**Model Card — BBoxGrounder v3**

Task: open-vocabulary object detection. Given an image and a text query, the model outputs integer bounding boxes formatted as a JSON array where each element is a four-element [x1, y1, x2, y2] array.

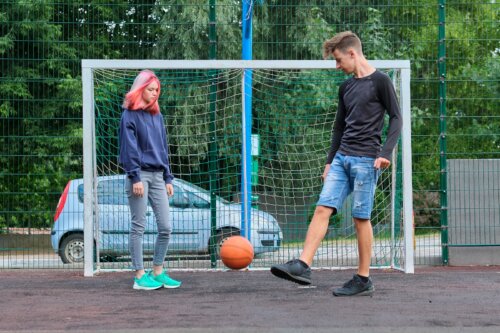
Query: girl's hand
[[133, 182, 144, 197], [166, 183, 174, 197]]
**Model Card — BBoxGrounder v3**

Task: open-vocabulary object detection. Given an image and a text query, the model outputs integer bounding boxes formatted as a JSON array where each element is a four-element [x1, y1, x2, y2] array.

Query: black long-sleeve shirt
[[326, 70, 402, 164]]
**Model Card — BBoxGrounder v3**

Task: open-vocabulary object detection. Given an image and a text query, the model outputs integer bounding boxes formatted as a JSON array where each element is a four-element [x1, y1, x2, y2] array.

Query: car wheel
[[60, 233, 84, 264], [210, 228, 240, 258]]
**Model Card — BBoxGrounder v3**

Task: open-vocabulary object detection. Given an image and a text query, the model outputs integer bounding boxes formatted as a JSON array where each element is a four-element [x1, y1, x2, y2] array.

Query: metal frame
[[82, 60, 413, 276], [83, 59, 409, 70]]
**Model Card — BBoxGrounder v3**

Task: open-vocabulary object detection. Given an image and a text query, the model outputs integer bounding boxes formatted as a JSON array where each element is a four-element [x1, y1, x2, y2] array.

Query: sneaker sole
[[163, 284, 181, 289], [133, 285, 163, 290], [332, 286, 375, 297], [270, 266, 311, 285]]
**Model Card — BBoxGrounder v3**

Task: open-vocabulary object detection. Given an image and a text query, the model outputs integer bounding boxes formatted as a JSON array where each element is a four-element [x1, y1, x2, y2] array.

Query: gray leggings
[[126, 171, 171, 270]]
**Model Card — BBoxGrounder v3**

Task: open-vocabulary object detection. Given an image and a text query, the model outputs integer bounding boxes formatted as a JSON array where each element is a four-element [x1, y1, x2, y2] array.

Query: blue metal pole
[[241, 0, 253, 239]]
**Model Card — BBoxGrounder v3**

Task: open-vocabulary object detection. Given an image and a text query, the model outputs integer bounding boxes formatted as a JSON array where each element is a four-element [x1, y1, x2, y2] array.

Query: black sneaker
[[270, 259, 312, 285], [332, 274, 374, 296]]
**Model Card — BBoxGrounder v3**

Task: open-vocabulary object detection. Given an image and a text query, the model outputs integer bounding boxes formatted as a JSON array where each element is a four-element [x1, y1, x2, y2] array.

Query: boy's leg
[[302, 153, 349, 265], [331, 219, 375, 296], [269, 207, 333, 285], [332, 155, 379, 296], [270, 153, 349, 285], [299, 206, 335, 266], [347, 154, 379, 277], [354, 217, 373, 277]]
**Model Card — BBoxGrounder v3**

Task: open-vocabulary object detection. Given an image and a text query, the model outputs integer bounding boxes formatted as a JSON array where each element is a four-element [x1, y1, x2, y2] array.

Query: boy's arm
[[326, 85, 347, 164], [378, 75, 403, 160]]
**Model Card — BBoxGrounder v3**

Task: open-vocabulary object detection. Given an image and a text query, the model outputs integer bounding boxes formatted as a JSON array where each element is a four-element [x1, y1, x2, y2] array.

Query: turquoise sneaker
[[152, 270, 182, 289], [133, 272, 163, 290]]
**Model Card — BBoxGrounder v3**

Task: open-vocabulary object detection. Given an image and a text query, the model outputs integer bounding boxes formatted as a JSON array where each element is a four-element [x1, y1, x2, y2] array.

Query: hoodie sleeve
[[119, 111, 141, 184]]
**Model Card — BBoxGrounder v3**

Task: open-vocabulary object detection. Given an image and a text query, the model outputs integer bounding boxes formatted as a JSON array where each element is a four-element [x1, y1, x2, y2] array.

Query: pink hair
[[122, 69, 161, 114]]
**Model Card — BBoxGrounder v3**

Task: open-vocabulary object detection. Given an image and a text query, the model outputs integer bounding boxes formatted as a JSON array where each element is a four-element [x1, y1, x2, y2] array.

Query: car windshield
[[177, 180, 230, 204], [77, 179, 128, 205], [76, 177, 232, 206]]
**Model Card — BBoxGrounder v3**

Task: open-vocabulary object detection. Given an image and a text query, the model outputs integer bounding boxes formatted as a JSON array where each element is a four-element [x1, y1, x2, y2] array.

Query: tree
[[0, 1, 82, 229], [1, 1, 497, 230]]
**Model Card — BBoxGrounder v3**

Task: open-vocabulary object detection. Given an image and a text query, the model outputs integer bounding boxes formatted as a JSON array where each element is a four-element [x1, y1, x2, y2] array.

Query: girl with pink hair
[[122, 69, 161, 114], [119, 70, 181, 290]]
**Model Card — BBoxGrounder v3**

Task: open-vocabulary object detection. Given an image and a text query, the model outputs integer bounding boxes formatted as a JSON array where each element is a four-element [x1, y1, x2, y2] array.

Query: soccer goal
[[81, 60, 413, 277]]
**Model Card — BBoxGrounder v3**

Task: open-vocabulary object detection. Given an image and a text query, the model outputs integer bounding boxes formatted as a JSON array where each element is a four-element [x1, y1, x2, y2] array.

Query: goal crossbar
[[82, 59, 410, 70]]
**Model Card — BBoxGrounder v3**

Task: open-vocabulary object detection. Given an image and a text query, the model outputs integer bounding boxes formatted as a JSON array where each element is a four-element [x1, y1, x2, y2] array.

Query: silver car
[[51, 175, 282, 263]]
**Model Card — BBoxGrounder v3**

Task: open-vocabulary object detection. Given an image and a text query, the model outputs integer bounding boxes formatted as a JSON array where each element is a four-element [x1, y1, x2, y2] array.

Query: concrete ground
[[1, 266, 499, 333]]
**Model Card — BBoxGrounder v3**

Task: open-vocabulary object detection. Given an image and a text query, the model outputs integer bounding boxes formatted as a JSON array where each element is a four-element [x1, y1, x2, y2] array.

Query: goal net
[[81, 60, 413, 276]]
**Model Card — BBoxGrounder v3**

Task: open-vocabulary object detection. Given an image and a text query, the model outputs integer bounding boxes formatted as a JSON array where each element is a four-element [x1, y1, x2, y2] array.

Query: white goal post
[[82, 60, 413, 277]]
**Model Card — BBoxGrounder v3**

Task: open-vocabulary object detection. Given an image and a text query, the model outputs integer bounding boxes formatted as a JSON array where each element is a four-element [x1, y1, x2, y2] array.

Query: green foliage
[[0, 1, 82, 229], [153, 1, 241, 60], [255, 70, 340, 194], [0, 1, 498, 232], [359, 8, 394, 59], [0, 34, 14, 54]]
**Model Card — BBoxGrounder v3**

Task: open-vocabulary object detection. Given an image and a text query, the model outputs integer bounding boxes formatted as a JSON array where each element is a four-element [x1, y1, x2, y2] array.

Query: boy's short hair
[[322, 31, 362, 59]]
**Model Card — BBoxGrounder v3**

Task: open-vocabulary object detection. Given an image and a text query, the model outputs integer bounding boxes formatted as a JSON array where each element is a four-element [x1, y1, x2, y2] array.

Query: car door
[[168, 184, 209, 253], [96, 178, 130, 255], [97, 177, 157, 255]]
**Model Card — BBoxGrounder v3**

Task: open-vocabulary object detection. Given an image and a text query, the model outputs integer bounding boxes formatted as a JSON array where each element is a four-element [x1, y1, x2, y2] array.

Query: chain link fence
[[1, 1, 498, 270]]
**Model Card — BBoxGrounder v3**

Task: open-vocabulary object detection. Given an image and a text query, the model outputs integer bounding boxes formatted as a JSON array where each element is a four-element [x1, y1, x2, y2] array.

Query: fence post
[[438, 0, 449, 265]]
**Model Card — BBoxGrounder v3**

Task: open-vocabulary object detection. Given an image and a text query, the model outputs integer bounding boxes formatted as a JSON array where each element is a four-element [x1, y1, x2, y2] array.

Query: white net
[[81, 61, 412, 274]]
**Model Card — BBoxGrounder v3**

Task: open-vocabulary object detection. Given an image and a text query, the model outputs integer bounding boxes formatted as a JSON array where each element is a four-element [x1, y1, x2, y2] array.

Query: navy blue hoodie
[[119, 108, 173, 184]]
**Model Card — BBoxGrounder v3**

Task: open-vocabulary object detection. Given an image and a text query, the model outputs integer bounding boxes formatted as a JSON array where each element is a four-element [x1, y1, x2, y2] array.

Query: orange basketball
[[220, 236, 254, 270]]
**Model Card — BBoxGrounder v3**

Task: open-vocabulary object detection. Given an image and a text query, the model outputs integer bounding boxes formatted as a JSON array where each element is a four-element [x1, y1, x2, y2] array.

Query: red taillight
[[54, 181, 71, 222]]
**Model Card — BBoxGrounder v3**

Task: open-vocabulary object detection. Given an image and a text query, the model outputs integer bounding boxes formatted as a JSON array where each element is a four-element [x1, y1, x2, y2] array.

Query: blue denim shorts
[[317, 153, 381, 220]]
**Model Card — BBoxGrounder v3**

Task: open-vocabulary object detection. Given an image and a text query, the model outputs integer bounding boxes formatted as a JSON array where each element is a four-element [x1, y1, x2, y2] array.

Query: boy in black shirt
[[271, 31, 402, 296]]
